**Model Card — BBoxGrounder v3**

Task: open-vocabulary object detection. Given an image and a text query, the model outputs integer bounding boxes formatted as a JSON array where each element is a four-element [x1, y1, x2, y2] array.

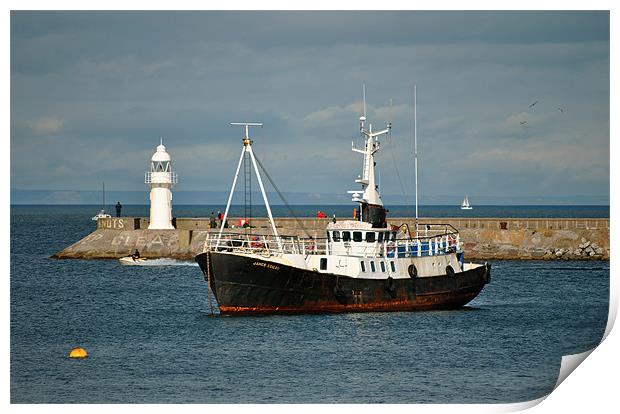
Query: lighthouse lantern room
[[145, 139, 178, 229]]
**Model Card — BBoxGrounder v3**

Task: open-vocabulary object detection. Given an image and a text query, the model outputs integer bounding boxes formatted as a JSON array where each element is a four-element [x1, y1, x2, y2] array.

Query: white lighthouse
[[145, 139, 178, 229]]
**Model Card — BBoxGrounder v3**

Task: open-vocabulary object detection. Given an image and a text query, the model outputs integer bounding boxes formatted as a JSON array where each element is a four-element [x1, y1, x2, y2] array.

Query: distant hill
[[10, 188, 609, 205]]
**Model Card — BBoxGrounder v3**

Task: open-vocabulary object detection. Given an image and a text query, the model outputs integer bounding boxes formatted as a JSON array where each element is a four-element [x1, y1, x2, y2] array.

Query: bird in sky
[[529, 101, 538, 108], [520, 121, 527, 125], [557, 107, 565, 113]]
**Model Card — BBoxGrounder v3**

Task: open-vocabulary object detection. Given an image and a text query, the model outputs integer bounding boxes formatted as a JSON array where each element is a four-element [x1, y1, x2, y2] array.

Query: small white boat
[[461, 195, 473, 210], [92, 182, 112, 220], [92, 209, 112, 221], [118, 256, 148, 265]]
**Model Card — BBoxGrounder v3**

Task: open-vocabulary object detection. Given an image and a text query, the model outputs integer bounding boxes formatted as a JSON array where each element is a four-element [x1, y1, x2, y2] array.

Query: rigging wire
[[253, 152, 312, 239], [383, 100, 414, 217]]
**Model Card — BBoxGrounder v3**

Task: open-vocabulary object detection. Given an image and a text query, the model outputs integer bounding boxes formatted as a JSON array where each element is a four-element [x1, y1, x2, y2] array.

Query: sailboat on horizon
[[92, 182, 112, 221], [460, 195, 473, 210]]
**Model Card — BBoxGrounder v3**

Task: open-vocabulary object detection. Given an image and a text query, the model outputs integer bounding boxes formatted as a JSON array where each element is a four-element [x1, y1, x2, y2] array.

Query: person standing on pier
[[209, 212, 216, 229], [115, 201, 122, 217]]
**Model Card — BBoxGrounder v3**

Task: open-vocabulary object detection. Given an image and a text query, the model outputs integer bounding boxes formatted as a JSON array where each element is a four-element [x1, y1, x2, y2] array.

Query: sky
[[10, 11, 610, 204]]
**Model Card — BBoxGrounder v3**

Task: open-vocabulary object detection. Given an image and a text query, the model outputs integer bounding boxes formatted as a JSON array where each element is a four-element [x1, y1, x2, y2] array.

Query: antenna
[[230, 122, 263, 142], [414, 85, 419, 232], [360, 84, 367, 129], [363, 84, 367, 119]]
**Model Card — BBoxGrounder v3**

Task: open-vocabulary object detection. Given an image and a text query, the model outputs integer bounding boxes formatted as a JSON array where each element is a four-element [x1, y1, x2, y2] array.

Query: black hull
[[195, 252, 490, 315]]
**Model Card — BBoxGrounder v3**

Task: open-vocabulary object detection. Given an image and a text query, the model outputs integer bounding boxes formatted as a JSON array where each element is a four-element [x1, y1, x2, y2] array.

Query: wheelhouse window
[[380, 261, 386, 272], [390, 261, 396, 272], [320, 258, 327, 270], [391, 231, 397, 241], [365, 232, 376, 242], [342, 231, 351, 242], [332, 231, 341, 242], [378, 232, 384, 242], [353, 231, 362, 242], [360, 261, 366, 272], [370, 261, 376, 272]]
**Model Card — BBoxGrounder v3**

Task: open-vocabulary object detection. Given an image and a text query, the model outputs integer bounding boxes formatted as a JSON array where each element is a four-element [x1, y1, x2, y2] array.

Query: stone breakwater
[[457, 228, 609, 260], [53, 216, 609, 261]]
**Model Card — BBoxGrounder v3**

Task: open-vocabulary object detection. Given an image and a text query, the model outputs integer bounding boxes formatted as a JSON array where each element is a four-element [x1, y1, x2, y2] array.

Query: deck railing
[[203, 223, 461, 259]]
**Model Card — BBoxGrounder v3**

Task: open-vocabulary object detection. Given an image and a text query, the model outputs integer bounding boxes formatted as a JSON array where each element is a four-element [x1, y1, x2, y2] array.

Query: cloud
[[304, 103, 357, 123], [9, 11, 609, 203], [303, 101, 409, 127], [302, 102, 368, 125], [494, 111, 553, 137], [29, 116, 63, 134]]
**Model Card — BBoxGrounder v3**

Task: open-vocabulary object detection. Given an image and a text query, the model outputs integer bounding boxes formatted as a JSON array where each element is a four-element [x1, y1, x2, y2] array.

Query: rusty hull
[[195, 252, 490, 315]]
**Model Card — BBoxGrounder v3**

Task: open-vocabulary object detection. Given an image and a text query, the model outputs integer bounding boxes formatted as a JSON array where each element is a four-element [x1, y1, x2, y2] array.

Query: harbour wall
[[53, 216, 609, 260]]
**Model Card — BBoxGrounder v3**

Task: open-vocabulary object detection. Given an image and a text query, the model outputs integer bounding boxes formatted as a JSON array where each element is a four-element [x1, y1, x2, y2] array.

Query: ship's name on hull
[[253, 261, 280, 271]]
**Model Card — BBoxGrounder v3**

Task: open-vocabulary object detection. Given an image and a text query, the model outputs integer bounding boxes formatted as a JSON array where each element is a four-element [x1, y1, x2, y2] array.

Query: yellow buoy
[[69, 347, 88, 359]]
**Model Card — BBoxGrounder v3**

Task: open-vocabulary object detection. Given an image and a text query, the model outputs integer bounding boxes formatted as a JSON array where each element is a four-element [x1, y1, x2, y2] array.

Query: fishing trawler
[[195, 94, 490, 315]]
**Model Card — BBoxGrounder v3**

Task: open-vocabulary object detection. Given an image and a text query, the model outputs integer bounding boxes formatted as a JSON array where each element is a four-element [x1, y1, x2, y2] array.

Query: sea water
[[10, 205, 609, 403], [12, 203, 610, 219]]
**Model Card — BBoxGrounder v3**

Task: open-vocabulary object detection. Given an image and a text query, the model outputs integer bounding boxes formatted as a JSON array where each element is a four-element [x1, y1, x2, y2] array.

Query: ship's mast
[[217, 122, 281, 250], [350, 85, 391, 220], [414, 85, 419, 233]]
